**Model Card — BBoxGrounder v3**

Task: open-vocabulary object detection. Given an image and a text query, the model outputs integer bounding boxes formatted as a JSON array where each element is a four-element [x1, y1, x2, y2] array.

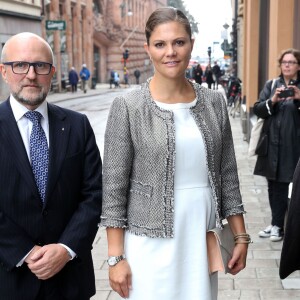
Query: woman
[[254, 48, 300, 242], [205, 63, 215, 89], [194, 63, 203, 85], [101, 7, 249, 300], [68, 66, 79, 92]]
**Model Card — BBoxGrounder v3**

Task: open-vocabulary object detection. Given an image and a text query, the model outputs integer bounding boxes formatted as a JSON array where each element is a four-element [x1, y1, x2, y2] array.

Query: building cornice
[[0, 9, 42, 21]]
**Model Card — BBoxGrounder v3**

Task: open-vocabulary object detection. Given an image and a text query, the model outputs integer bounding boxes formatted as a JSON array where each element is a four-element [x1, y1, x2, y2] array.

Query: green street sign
[[46, 20, 66, 31]]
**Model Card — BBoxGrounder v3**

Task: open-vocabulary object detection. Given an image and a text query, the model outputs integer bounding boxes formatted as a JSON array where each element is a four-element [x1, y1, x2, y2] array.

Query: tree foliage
[[167, 0, 199, 34]]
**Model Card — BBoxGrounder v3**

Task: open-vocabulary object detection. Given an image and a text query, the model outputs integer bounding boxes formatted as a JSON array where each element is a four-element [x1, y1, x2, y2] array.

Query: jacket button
[[42, 210, 48, 216]]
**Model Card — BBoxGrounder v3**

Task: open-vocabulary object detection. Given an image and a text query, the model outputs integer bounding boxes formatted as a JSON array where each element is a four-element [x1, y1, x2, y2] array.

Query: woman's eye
[[155, 43, 164, 48], [175, 40, 185, 46]]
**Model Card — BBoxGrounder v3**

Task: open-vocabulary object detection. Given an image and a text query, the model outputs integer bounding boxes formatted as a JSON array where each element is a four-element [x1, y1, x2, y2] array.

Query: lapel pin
[[62, 128, 64, 131]]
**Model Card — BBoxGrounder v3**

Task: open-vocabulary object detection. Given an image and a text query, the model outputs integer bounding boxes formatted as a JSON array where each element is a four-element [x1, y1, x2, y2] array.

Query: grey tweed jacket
[[101, 79, 244, 238]]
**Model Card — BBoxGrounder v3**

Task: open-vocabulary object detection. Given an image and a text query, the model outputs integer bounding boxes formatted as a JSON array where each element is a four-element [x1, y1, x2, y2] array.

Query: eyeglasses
[[2, 61, 53, 75], [280, 60, 299, 66]]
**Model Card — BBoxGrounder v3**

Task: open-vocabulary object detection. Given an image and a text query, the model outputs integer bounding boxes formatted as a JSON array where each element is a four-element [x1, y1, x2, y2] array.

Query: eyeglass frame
[[2, 61, 53, 75], [280, 60, 299, 66]]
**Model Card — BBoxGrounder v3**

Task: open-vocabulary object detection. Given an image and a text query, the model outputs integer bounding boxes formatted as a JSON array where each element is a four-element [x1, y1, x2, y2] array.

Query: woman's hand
[[227, 243, 248, 275], [271, 86, 287, 103], [272, 85, 300, 103], [289, 85, 300, 100], [109, 259, 132, 298]]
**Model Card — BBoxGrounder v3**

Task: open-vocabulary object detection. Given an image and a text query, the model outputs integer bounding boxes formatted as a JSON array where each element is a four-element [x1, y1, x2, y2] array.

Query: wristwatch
[[107, 254, 126, 266]]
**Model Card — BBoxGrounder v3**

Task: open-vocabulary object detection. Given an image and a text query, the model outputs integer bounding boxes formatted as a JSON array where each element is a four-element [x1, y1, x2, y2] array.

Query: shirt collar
[[10, 95, 48, 122]]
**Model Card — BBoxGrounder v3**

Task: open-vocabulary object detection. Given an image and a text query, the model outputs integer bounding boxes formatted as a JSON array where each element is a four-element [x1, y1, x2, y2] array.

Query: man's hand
[[27, 244, 70, 280], [24, 245, 42, 264]]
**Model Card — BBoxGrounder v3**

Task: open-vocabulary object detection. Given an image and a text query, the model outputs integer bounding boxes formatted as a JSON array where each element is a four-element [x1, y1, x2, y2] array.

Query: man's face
[[0, 35, 55, 110]]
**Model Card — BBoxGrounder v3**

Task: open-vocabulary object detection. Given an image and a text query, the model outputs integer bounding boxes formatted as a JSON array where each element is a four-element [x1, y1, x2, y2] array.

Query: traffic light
[[123, 49, 130, 60]]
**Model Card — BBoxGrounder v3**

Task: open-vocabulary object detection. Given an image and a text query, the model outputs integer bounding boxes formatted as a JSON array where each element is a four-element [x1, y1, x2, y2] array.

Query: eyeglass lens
[[12, 62, 51, 74], [281, 61, 298, 65]]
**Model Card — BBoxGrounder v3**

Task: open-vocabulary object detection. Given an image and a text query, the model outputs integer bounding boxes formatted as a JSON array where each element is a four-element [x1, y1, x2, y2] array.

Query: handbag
[[206, 223, 235, 274], [255, 132, 268, 156], [248, 118, 264, 156], [248, 78, 277, 157]]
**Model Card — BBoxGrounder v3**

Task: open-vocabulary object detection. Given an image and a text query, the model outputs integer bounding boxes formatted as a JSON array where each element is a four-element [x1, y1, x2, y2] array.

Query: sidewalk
[[46, 83, 124, 103]]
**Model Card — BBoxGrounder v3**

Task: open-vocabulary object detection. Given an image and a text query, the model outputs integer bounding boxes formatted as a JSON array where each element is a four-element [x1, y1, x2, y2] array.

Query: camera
[[279, 87, 295, 98]]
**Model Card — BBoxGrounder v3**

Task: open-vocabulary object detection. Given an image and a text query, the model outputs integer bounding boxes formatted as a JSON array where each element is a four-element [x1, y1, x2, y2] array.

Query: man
[[133, 69, 141, 84], [109, 69, 115, 89], [212, 61, 221, 90], [280, 159, 300, 279], [79, 63, 91, 93], [0, 32, 102, 300]]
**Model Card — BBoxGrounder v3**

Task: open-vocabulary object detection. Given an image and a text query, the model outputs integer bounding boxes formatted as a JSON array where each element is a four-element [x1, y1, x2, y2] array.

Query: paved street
[[47, 84, 300, 300]]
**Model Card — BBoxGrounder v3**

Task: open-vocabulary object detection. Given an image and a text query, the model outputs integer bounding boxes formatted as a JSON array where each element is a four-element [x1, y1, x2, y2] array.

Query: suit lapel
[[0, 100, 39, 196], [45, 103, 69, 202]]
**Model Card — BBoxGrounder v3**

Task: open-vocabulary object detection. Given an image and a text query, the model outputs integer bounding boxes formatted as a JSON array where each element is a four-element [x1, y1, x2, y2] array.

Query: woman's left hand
[[289, 85, 300, 100], [227, 243, 248, 275]]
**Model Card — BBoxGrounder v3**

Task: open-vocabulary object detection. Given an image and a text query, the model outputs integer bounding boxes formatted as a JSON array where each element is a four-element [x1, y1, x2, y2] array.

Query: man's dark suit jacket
[[0, 99, 102, 300], [280, 158, 300, 279]]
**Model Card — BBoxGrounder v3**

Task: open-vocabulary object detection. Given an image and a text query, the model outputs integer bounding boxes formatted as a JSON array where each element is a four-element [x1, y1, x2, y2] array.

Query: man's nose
[[26, 65, 37, 78]]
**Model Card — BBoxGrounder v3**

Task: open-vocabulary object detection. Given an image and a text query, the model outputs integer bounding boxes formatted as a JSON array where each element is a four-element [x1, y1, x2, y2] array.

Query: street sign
[[46, 20, 66, 31]]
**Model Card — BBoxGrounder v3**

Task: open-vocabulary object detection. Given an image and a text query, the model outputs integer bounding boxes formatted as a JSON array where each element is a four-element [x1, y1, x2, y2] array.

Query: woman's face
[[280, 53, 300, 79], [144, 21, 194, 80]]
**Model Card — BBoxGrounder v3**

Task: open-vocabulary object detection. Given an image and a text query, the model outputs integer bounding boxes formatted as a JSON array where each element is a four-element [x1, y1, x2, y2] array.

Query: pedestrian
[[124, 70, 130, 88], [109, 69, 115, 89], [212, 61, 221, 90], [68, 66, 79, 92], [80, 63, 90, 93], [0, 32, 102, 300], [254, 48, 300, 242], [193, 63, 203, 85], [133, 69, 141, 84], [114, 71, 120, 88], [279, 157, 300, 279], [205, 63, 215, 89], [101, 7, 249, 300]]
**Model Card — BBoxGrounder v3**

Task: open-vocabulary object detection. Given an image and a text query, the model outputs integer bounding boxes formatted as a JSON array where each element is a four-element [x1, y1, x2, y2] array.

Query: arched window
[[93, 0, 103, 15]]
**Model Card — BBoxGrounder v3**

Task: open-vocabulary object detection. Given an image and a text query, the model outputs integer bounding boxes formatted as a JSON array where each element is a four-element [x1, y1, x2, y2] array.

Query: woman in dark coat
[[279, 158, 300, 279], [254, 48, 300, 242], [68, 66, 79, 92], [204, 64, 214, 89], [193, 64, 203, 85]]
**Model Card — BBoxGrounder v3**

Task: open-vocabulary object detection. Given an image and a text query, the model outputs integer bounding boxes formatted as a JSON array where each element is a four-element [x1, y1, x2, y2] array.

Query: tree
[[167, 0, 199, 34]]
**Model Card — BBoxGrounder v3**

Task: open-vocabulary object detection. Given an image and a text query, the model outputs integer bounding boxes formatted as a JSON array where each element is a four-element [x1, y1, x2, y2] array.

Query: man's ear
[[50, 66, 56, 78], [0, 64, 8, 83]]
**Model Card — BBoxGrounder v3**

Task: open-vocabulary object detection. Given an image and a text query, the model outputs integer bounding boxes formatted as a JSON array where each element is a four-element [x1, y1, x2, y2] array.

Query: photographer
[[253, 48, 300, 242]]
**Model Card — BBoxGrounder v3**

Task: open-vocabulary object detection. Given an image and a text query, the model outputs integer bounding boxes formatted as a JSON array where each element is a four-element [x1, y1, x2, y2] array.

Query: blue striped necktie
[[25, 111, 49, 202]]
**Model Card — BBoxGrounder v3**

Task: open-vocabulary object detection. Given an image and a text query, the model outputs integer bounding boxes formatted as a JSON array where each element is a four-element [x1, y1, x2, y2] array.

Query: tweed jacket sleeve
[[209, 89, 244, 219], [101, 96, 134, 228]]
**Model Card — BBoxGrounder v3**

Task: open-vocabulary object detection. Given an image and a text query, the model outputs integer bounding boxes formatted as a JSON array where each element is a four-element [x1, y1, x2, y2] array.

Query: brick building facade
[[0, 0, 167, 95]]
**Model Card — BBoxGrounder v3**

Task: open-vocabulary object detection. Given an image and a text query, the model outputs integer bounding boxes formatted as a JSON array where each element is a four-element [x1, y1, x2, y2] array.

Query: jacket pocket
[[127, 180, 153, 226]]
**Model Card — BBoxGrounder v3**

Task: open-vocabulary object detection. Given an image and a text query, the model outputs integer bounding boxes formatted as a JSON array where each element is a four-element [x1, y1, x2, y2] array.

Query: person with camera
[[253, 48, 300, 242]]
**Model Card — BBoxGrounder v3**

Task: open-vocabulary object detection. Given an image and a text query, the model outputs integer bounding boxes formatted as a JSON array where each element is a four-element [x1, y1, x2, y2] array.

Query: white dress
[[124, 99, 217, 300]]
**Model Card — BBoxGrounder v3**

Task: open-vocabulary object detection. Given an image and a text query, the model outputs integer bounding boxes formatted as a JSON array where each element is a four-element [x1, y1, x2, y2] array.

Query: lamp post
[[221, 22, 230, 55], [123, 49, 130, 85]]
